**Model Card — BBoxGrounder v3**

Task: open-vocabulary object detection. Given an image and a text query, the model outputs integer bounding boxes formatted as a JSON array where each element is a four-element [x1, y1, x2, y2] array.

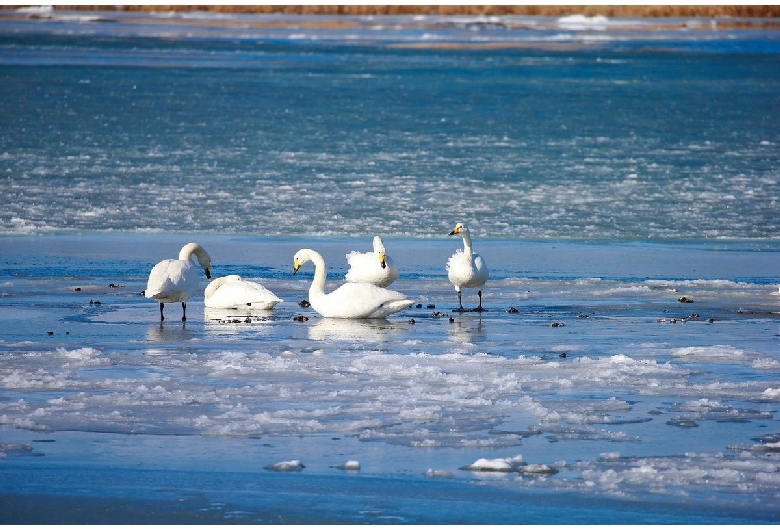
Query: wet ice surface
[[1, 234, 779, 523]]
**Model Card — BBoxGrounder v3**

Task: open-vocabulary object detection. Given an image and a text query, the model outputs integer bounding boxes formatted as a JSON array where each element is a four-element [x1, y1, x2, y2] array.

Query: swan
[[293, 248, 414, 319], [344, 236, 399, 287], [204, 275, 282, 310], [145, 242, 212, 322], [446, 223, 489, 312]]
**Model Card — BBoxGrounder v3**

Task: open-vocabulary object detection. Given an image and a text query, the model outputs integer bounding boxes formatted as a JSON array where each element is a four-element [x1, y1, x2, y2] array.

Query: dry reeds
[[58, 5, 780, 18]]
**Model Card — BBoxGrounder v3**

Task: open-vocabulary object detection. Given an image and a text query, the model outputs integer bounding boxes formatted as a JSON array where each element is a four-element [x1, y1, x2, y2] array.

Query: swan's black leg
[[475, 290, 485, 312], [159, 302, 165, 322], [455, 290, 466, 312], [181, 301, 187, 322]]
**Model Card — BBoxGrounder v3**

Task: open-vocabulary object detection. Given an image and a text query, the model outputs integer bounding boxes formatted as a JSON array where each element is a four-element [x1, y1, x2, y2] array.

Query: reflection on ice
[[307, 318, 408, 342], [144, 322, 196, 346], [447, 315, 486, 344], [204, 306, 275, 323]]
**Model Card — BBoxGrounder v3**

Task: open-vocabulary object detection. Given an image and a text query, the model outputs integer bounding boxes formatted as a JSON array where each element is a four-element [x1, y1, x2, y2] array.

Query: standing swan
[[204, 275, 282, 310], [446, 223, 489, 312], [293, 248, 414, 319], [146, 242, 212, 322], [344, 236, 399, 287]]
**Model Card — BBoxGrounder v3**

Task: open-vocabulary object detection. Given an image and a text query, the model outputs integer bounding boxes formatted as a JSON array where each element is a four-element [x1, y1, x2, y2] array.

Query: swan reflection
[[448, 315, 486, 344], [144, 322, 195, 352], [204, 306, 275, 323], [307, 318, 407, 342]]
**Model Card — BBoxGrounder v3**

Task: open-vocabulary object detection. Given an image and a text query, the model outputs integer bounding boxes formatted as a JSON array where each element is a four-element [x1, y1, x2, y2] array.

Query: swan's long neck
[[203, 276, 227, 298], [460, 230, 475, 260], [307, 251, 328, 297], [179, 242, 201, 262], [179, 242, 211, 276]]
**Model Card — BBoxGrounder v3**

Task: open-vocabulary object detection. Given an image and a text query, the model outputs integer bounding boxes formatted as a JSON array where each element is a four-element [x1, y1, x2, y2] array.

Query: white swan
[[145, 242, 212, 322], [293, 248, 414, 319], [446, 223, 489, 312], [344, 236, 399, 287], [204, 275, 282, 310]]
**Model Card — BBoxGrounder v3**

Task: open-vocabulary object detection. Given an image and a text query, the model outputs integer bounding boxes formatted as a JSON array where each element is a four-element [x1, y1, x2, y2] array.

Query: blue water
[[1, 8, 780, 524], [1, 9, 779, 239]]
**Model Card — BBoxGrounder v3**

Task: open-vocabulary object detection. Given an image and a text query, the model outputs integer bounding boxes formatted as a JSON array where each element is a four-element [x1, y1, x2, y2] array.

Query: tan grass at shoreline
[[55, 5, 780, 19]]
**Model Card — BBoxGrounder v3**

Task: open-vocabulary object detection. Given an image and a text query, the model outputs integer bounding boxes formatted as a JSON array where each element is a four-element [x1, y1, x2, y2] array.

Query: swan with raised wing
[[293, 248, 413, 319], [146, 242, 212, 322], [344, 236, 399, 287], [446, 223, 489, 312], [204, 274, 282, 310]]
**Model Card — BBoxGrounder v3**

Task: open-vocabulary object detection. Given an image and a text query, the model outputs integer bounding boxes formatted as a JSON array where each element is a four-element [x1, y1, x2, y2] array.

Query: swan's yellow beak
[[449, 226, 460, 236], [379, 252, 387, 269], [293, 258, 300, 275]]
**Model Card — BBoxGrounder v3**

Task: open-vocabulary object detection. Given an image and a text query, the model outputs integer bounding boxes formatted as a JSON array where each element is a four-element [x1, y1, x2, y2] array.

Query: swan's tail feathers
[[401, 299, 415, 311], [144, 288, 159, 300], [385, 299, 415, 313], [146, 288, 186, 303], [247, 299, 283, 310]]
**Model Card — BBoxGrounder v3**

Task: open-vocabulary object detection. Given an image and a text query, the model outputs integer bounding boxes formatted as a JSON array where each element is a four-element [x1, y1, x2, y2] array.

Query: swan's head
[[182, 242, 212, 279], [293, 249, 313, 275], [372, 237, 388, 269], [449, 222, 467, 236], [199, 254, 212, 279]]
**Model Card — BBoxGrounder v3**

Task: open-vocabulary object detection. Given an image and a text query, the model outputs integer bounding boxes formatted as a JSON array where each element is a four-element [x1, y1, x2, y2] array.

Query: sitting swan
[[146, 242, 212, 322], [344, 236, 399, 287], [293, 248, 414, 319], [446, 223, 489, 312], [204, 275, 282, 310]]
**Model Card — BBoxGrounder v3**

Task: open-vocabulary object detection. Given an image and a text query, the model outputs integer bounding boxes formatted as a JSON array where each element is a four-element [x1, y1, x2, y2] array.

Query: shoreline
[[58, 5, 780, 19]]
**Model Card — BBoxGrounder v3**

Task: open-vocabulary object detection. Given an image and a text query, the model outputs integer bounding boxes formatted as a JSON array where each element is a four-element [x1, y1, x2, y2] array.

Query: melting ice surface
[[1, 235, 779, 522]]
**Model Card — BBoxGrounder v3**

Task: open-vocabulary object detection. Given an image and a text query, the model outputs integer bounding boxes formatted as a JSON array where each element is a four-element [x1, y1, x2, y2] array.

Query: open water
[[0, 7, 779, 524]]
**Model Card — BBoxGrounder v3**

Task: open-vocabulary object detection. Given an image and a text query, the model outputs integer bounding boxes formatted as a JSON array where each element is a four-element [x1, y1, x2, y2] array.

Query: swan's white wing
[[345, 252, 399, 287], [146, 259, 199, 303], [312, 282, 413, 319], [345, 250, 373, 268], [472, 254, 489, 285], [345, 251, 376, 281], [205, 276, 282, 309], [447, 250, 488, 289]]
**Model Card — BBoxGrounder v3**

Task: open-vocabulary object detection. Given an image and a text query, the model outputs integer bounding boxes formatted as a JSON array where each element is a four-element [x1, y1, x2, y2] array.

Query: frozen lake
[[1, 234, 778, 523]]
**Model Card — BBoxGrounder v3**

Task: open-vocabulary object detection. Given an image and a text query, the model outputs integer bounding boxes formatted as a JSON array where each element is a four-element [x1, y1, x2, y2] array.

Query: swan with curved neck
[[446, 223, 489, 312], [293, 248, 413, 319], [146, 242, 212, 322], [204, 274, 282, 310], [345, 235, 399, 287]]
